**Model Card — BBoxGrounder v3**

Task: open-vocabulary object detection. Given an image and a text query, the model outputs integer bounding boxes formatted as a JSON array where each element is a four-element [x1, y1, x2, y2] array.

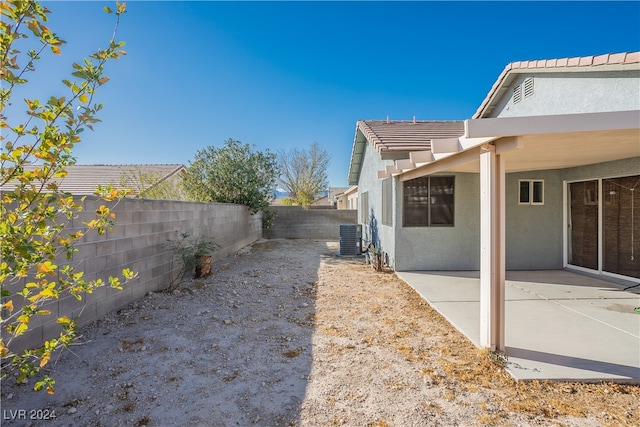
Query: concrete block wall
[[264, 206, 357, 239], [5, 196, 262, 352]]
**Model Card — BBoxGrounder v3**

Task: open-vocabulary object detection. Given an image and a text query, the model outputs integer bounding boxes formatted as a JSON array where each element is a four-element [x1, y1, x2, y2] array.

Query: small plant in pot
[[166, 233, 218, 291]]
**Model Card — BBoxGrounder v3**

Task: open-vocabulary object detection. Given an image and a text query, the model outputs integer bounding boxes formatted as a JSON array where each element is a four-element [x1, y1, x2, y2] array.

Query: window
[[519, 179, 544, 205], [381, 178, 392, 226], [360, 191, 369, 224], [403, 176, 454, 227]]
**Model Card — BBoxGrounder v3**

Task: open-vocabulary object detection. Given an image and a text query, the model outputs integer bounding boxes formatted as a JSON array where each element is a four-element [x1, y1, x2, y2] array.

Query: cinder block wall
[[6, 196, 262, 352], [264, 206, 357, 239]]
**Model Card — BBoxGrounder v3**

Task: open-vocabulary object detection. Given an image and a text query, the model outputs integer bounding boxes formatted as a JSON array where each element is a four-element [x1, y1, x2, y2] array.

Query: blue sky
[[13, 1, 640, 187]]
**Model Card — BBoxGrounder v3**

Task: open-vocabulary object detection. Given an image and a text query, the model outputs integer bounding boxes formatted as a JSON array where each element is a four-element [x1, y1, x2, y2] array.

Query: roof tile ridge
[[624, 51, 640, 64], [357, 120, 384, 149], [361, 119, 463, 124]]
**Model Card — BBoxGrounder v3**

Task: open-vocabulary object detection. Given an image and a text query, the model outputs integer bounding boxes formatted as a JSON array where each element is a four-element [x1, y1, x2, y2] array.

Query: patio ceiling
[[391, 110, 640, 180], [431, 128, 640, 174]]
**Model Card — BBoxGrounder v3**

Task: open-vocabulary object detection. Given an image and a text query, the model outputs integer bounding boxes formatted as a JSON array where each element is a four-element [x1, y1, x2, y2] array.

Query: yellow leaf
[[36, 262, 56, 275], [38, 289, 57, 299], [57, 316, 72, 325], [79, 93, 88, 103], [14, 323, 28, 336], [3, 300, 13, 312], [40, 352, 51, 368]]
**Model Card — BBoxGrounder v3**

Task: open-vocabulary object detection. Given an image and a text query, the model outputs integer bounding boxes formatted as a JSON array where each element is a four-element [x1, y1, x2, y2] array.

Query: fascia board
[[466, 110, 640, 139]]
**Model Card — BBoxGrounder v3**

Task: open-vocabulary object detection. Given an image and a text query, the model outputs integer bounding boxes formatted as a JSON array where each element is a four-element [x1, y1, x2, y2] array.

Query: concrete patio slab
[[396, 270, 640, 383]]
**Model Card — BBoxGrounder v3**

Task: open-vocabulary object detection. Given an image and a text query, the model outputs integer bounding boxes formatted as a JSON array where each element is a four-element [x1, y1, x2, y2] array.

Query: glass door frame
[[564, 173, 638, 282]]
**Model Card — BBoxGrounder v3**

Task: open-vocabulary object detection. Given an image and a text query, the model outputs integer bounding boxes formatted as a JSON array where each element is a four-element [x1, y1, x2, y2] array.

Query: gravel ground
[[1, 239, 638, 426]]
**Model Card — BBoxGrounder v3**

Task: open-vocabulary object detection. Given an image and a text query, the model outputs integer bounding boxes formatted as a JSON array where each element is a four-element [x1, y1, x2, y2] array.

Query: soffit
[[415, 128, 640, 174]]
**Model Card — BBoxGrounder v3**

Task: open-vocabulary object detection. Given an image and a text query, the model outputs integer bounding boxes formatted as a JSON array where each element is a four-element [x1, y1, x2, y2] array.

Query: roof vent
[[524, 77, 534, 98], [513, 85, 522, 104]]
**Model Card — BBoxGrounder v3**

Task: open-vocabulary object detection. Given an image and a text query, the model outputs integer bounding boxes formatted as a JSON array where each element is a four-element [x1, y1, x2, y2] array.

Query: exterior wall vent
[[339, 224, 362, 256], [524, 77, 534, 98], [513, 84, 522, 104]]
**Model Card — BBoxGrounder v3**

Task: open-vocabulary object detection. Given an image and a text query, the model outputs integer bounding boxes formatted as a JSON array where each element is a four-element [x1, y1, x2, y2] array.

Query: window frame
[[518, 179, 544, 205], [360, 191, 369, 225], [381, 178, 392, 226], [402, 176, 455, 227]]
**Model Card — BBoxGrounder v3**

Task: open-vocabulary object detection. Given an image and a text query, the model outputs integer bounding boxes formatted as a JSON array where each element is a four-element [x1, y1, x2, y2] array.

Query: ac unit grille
[[339, 224, 362, 256]]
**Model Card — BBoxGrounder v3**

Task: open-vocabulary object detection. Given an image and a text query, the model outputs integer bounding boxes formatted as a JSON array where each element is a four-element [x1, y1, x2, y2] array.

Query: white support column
[[479, 145, 506, 351]]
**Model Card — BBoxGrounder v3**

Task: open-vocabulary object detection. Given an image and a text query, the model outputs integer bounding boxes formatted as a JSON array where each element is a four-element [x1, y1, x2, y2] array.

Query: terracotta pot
[[195, 255, 212, 278]]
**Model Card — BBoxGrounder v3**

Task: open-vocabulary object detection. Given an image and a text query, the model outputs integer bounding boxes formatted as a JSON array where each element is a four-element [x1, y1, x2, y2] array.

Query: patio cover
[[394, 109, 640, 351]]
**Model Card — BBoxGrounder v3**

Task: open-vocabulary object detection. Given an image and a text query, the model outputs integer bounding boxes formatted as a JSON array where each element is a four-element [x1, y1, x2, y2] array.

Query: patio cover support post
[[479, 145, 506, 351]]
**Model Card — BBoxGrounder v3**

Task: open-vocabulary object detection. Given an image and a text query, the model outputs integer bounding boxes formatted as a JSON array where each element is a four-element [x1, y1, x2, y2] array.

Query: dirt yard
[[1, 239, 638, 426]]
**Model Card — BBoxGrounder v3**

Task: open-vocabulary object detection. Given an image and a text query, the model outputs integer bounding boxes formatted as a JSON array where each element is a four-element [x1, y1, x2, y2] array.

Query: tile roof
[[474, 51, 640, 119], [348, 119, 465, 185], [357, 119, 465, 153], [1, 164, 186, 196]]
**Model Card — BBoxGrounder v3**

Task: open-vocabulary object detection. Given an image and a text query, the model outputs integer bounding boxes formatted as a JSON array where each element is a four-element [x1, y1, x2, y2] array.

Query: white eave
[[377, 110, 640, 181]]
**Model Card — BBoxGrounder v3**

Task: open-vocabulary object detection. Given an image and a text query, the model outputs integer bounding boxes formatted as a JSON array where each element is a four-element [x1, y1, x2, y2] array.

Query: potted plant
[[192, 236, 217, 278], [166, 233, 218, 291]]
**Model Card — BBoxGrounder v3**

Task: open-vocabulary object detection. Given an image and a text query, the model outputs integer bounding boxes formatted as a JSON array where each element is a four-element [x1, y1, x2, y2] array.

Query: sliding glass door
[[603, 175, 640, 279], [568, 180, 599, 270], [568, 175, 640, 279]]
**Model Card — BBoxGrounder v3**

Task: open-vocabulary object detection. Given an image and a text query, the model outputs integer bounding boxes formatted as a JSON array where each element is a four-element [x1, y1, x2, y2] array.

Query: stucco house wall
[[352, 55, 639, 276], [562, 157, 640, 183], [357, 143, 638, 273], [505, 169, 564, 270], [489, 70, 640, 118], [394, 170, 564, 272], [489, 68, 640, 271], [357, 142, 397, 264], [394, 172, 480, 271]]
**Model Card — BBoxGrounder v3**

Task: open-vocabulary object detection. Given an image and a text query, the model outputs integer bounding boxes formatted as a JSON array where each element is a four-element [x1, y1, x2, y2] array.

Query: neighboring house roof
[[343, 185, 358, 196], [312, 195, 330, 206], [332, 185, 358, 198], [328, 187, 350, 199], [474, 51, 640, 119], [348, 120, 465, 185], [1, 164, 186, 196]]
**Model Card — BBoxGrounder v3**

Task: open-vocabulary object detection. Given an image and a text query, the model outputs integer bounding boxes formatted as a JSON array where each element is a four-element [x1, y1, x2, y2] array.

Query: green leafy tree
[[182, 139, 279, 226], [0, 1, 135, 393], [278, 142, 330, 207]]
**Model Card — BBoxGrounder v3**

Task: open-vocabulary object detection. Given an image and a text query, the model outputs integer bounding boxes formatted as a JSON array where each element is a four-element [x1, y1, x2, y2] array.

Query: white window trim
[[518, 179, 544, 205]]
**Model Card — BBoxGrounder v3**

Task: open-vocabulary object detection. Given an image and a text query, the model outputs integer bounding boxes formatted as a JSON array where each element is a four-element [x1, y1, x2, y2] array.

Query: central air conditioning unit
[[339, 224, 362, 256]]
